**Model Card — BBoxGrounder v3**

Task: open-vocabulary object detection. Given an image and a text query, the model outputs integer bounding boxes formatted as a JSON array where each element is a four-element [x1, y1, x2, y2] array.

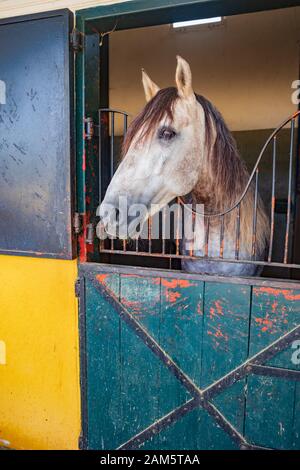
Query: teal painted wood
[[157, 277, 204, 448], [212, 382, 246, 436], [249, 286, 300, 369], [76, 0, 298, 27], [119, 274, 161, 446], [159, 277, 204, 387], [201, 282, 251, 386], [83, 269, 300, 450], [201, 283, 251, 434], [245, 285, 300, 450], [86, 273, 192, 449], [293, 382, 300, 449], [85, 275, 121, 450], [142, 407, 239, 450], [245, 376, 297, 449]]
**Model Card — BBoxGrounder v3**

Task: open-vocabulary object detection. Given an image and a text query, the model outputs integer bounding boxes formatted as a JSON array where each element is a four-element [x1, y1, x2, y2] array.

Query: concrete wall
[[110, 7, 300, 132]]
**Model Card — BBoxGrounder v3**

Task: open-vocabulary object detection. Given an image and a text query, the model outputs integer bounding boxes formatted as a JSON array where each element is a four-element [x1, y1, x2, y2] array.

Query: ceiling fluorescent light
[[173, 17, 222, 28]]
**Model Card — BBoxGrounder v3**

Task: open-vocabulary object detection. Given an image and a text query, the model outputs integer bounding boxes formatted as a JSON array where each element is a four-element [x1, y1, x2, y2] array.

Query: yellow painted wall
[[0, 255, 80, 450]]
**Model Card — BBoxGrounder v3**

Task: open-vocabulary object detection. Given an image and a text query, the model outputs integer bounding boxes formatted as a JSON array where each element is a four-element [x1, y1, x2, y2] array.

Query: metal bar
[[235, 205, 241, 260], [219, 215, 225, 259], [284, 118, 295, 264], [175, 201, 180, 256], [124, 113, 128, 136], [204, 216, 209, 257], [190, 210, 195, 257], [148, 216, 152, 254], [98, 109, 102, 203], [251, 169, 259, 259], [247, 363, 300, 381], [110, 111, 115, 178], [98, 248, 300, 269], [268, 136, 277, 262], [162, 208, 166, 255], [81, 262, 300, 289]]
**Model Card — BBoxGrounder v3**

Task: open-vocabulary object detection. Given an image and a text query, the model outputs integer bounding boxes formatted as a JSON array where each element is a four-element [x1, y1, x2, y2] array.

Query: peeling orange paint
[[167, 291, 181, 303], [96, 274, 109, 284], [209, 307, 216, 319], [215, 300, 224, 316], [255, 287, 300, 301], [255, 316, 274, 333], [161, 278, 192, 288]]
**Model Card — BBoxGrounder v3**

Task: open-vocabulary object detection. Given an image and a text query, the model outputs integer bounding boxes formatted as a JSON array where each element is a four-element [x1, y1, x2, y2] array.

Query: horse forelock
[[122, 87, 179, 157]]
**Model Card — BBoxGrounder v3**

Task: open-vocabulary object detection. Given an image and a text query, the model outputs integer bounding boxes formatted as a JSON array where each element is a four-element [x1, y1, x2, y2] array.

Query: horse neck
[[190, 142, 250, 217]]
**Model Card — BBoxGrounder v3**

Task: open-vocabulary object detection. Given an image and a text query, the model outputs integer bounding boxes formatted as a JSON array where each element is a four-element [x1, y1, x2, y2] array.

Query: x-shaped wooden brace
[[90, 277, 300, 451]]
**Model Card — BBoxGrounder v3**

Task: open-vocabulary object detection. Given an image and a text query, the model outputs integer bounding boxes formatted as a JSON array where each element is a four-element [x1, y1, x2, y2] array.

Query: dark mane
[[122, 87, 249, 208], [122, 87, 179, 156], [195, 94, 249, 208]]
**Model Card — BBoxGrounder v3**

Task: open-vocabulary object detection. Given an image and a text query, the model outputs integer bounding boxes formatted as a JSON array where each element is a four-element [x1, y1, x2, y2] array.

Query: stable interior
[[94, 6, 300, 279]]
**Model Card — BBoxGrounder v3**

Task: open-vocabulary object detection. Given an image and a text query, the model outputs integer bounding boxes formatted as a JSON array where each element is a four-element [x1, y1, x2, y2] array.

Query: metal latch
[[70, 29, 83, 52]]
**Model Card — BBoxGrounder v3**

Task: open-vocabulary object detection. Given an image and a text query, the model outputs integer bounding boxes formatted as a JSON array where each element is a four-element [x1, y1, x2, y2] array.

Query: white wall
[[110, 7, 300, 131], [0, 0, 128, 18]]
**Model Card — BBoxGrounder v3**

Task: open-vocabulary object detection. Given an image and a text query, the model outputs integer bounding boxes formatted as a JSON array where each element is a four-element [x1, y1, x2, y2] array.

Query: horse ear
[[175, 55, 194, 100], [142, 69, 160, 102]]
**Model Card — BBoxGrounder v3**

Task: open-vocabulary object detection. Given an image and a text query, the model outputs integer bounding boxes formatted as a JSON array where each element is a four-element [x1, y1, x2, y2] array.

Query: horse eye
[[158, 127, 177, 142]]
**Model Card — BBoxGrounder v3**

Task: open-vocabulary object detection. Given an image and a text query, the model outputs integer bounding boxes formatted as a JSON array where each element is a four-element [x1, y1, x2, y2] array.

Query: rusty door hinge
[[75, 278, 81, 298], [70, 29, 84, 52], [84, 117, 100, 140], [84, 117, 94, 140], [86, 223, 94, 245], [73, 212, 82, 234]]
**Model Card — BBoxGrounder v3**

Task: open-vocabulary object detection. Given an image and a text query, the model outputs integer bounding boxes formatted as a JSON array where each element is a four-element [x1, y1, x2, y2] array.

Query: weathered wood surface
[[83, 270, 300, 450]]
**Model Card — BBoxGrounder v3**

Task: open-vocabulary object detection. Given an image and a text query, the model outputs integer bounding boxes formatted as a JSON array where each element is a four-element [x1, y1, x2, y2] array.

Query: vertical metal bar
[[162, 208, 166, 255], [98, 109, 102, 203], [124, 113, 128, 135], [110, 111, 115, 178], [204, 216, 210, 257], [268, 136, 277, 262], [148, 216, 152, 254], [135, 236, 139, 253], [235, 205, 241, 260], [284, 118, 295, 263], [252, 169, 259, 259], [189, 210, 195, 257], [175, 201, 180, 255], [219, 215, 225, 259]]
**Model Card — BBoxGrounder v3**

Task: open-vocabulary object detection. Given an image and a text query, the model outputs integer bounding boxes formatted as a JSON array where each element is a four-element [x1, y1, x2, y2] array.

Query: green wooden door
[[79, 265, 300, 450]]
